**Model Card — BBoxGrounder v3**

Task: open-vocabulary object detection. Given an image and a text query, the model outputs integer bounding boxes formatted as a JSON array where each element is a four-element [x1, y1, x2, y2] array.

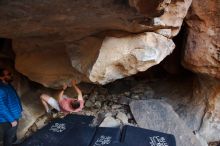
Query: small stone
[[89, 91, 98, 102], [131, 94, 140, 100], [85, 111, 95, 116], [113, 98, 118, 103], [118, 96, 131, 105], [99, 116, 121, 127], [105, 113, 113, 117], [107, 101, 113, 106], [116, 112, 128, 124], [98, 95, 105, 99], [102, 104, 108, 110], [89, 97, 96, 103], [112, 104, 122, 109], [85, 100, 93, 108], [94, 101, 102, 109], [124, 91, 131, 97], [112, 94, 118, 101], [106, 95, 112, 100]]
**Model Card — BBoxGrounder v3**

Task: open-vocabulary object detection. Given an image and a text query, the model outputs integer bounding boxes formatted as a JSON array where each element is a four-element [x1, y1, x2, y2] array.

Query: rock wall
[[1, 0, 220, 145], [130, 100, 204, 146], [195, 76, 220, 143], [0, 0, 192, 87], [183, 0, 220, 79], [182, 0, 220, 143]]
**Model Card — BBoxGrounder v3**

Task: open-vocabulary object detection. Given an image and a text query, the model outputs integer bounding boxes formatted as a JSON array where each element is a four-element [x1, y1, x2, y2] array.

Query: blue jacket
[[0, 81, 22, 123]]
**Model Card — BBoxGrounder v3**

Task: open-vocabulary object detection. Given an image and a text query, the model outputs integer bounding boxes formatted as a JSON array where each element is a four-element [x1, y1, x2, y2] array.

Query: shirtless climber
[[40, 80, 84, 115]]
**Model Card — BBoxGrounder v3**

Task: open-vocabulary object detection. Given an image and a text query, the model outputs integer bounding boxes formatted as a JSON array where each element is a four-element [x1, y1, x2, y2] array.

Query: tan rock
[[183, 0, 220, 79], [89, 32, 175, 84], [153, 0, 192, 37], [0, 0, 191, 86], [14, 45, 85, 87], [128, 0, 167, 17], [196, 76, 220, 143]]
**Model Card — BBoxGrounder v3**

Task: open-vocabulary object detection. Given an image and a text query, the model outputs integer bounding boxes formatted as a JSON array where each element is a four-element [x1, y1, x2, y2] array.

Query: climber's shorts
[[48, 97, 61, 111]]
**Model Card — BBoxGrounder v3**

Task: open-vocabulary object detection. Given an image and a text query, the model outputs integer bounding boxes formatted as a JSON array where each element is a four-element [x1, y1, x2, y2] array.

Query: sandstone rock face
[[183, 0, 220, 79], [152, 75, 220, 143], [149, 76, 206, 132], [129, 100, 204, 146], [14, 47, 86, 87], [153, 0, 192, 37], [10, 73, 46, 139], [148, 75, 220, 143], [181, 2, 220, 139], [0, 0, 191, 86], [195, 76, 220, 143], [89, 32, 175, 84]]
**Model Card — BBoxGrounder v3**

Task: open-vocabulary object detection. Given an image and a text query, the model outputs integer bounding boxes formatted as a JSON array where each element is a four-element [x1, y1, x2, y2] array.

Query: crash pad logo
[[94, 135, 112, 146], [149, 136, 168, 146], [49, 123, 66, 133]]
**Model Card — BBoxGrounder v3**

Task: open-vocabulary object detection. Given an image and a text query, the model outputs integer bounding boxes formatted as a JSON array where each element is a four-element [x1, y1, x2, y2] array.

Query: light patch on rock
[[99, 116, 121, 128], [153, 17, 165, 26], [116, 112, 128, 124], [89, 32, 175, 85], [112, 104, 122, 109], [155, 29, 172, 38], [156, 0, 192, 36], [207, 28, 215, 36]]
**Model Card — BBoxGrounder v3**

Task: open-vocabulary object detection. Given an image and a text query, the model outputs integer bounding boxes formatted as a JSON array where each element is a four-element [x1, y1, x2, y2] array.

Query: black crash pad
[[121, 125, 176, 146], [107, 144, 128, 146], [63, 114, 95, 125], [21, 118, 73, 146], [21, 115, 176, 146], [59, 125, 96, 146], [21, 116, 96, 146], [90, 127, 121, 146]]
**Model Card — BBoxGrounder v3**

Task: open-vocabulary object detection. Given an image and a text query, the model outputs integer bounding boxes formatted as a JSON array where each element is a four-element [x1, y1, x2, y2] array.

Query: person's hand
[[71, 79, 77, 85], [62, 83, 68, 90], [80, 101, 84, 109], [11, 121, 17, 127]]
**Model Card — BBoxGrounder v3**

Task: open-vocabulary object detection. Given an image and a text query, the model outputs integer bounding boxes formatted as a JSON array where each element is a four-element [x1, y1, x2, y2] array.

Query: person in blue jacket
[[0, 68, 22, 146]]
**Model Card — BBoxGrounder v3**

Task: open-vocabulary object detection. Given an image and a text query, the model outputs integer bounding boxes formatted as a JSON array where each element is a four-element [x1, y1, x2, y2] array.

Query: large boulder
[[149, 76, 206, 132], [0, 0, 192, 87], [89, 32, 175, 84], [143, 76, 220, 143], [129, 100, 204, 146], [183, 0, 220, 79]]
